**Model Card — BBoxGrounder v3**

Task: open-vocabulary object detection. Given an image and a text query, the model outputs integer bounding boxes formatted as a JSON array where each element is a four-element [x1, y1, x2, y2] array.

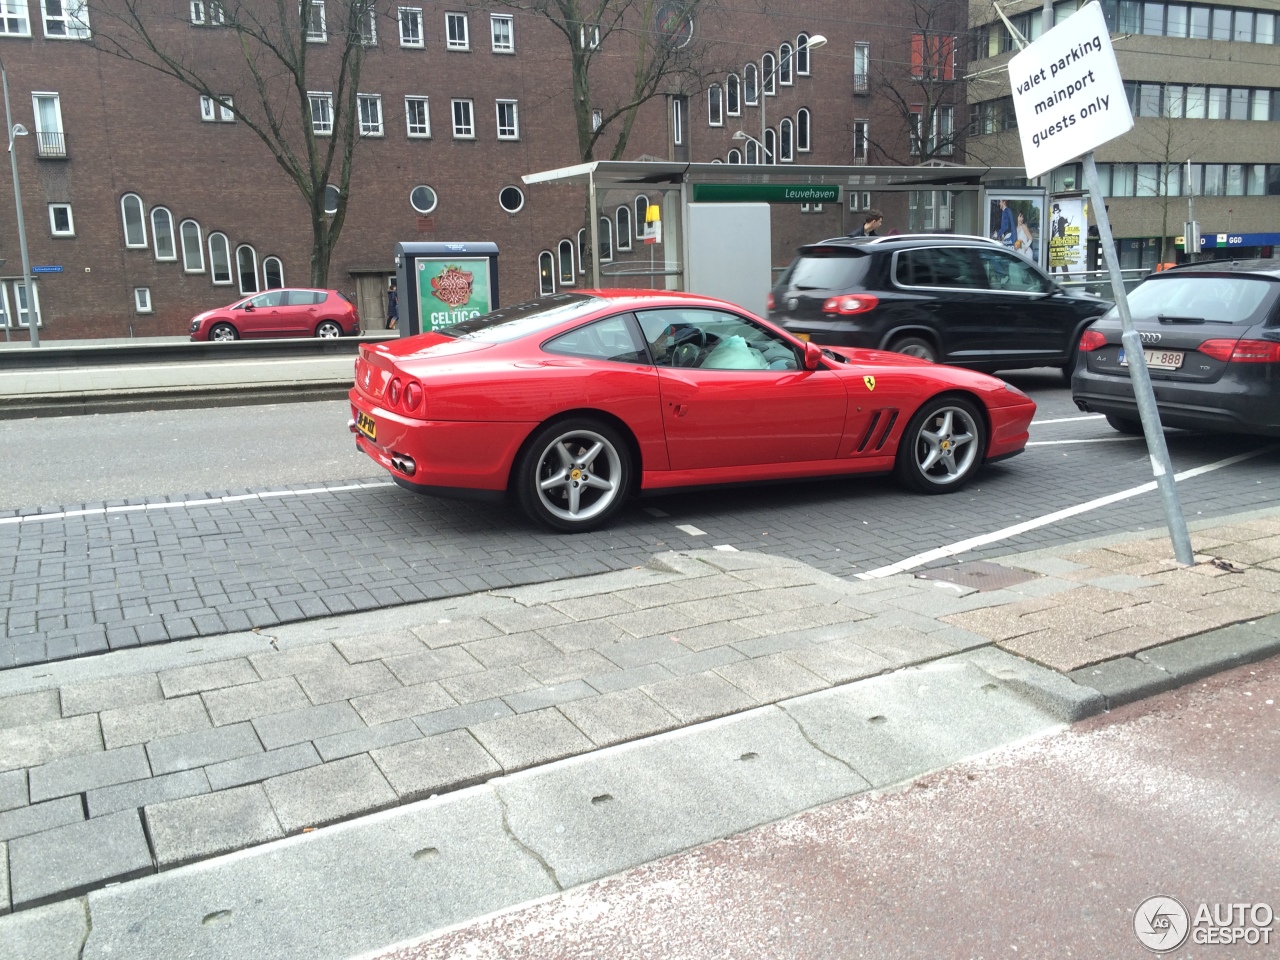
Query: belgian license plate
[[355, 410, 377, 441], [1119, 348, 1184, 370]]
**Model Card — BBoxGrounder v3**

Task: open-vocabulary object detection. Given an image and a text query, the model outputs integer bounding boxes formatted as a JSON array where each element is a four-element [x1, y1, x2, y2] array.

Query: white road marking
[[713, 544, 739, 552], [1031, 414, 1105, 425], [855, 445, 1277, 580], [1027, 437, 1143, 446], [675, 524, 706, 536]]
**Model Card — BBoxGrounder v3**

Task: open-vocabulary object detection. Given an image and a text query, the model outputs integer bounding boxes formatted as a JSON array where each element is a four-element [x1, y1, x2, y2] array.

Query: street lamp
[[758, 34, 826, 164], [1, 55, 37, 347]]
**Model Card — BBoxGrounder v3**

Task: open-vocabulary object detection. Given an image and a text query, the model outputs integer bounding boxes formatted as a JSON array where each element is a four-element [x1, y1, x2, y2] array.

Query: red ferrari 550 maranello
[[348, 291, 1036, 532]]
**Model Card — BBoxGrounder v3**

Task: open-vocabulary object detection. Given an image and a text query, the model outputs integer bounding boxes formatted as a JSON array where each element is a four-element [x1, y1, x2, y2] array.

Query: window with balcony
[[399, 7, 422, 46], [42, 0, 89, 38], [854, 43, 869, 94], [33, 93, 66, 158]]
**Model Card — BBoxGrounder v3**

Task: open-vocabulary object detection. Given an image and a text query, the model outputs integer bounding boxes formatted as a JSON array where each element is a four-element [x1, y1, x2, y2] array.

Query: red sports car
[[348, 291, 1035, 532]]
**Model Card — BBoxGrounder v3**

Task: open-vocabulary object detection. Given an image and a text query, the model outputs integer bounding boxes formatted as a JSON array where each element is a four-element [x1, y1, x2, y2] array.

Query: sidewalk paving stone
[[314, 718, 421, 762], [463, 632, 559, 669], [28, 745, 150, 803], [8, 809, 151, 908], [295, 661, 400, 704], [438, 665, 539, 705], [0, 770, 27, 813], [146, 721, 263, 775], [252, 701, 365, 750], [545, 594, 638, 620], [559, 689, 682, 748], [200, 676, 308, 726], [371, 730, 502, 801], [381, 646, 484, 686], [502, 680, 596, 714], [715, 654, 826, 703], [608, 607, 696, 639], [99, 695, 210, 749], [0, 797, 83, 842], [599, 635, 686, 670], [521, 650, 617, 685], [262, 754, 398, 832], [412, 698, 514, 737], [664, 646, 746, 677], [58, 675, 162, 718], [0, 691, 60, 731], [785, 644, 894, 684], [86, 769, 210, 818], [204, 742, 321, 791], [482, 605, 573, 635], [248, 642, 346, 680], [0, 715, 102, 772], [410, 617, 504, 648], [641, 672, 756, 724], [157, 658, 258, 698], [470, 707, 595, 773], [584, 662, 674, 694], [145, 783, 283, 868], [662, 620, 758, 653], [333, 631, 426, 664], [350, 681, 456, 725]]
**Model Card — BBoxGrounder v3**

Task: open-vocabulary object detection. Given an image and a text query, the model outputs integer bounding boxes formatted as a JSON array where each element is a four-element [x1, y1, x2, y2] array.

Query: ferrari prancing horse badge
[[863, 376, 876, 391]]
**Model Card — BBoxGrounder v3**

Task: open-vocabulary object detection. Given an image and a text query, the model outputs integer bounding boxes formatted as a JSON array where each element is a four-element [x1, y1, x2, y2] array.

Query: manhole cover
[[916, 560, 1039, 592]]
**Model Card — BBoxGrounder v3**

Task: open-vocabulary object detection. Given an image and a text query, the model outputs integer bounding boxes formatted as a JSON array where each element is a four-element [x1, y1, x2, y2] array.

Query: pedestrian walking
[[847, 209, 884, 238], [387, 278, 399, 330]]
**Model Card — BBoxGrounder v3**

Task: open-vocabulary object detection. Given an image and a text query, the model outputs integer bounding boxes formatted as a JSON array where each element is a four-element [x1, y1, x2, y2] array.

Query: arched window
[[779, 118, 794, 162], [208, 232, 232, 284], [236, 244, 259, 294], [707, 84, 723, 127], [744, 139, 759, 164], [616, 206, 632, 251], [764, 128, 776, 164], [121, 193, 147, 248], [598, 216, 613, 263], [558, 240, 575, 285], [634, 196, 649, 241], [778, 43, 794, 86], [180, 220, 204, 273], [796, 108, 811, 152], [762, 53, 777, 96], [538, 251, 555, 295], [151, 207, 176, 260], [796, 33, 811, 75], [726, 73, 741, 116], [743, 63, 759, 106], [577, 228, 587, 274], [263, 257, 284, 289], [727, 148, 742, 164]]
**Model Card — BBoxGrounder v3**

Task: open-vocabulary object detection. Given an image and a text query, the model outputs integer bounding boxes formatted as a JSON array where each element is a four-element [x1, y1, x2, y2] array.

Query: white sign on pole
[[1008, 1, 1133, 179]]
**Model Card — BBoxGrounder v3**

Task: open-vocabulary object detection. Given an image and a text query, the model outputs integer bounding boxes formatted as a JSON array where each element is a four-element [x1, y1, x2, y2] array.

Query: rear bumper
[[1071, 369, 1280, 437]]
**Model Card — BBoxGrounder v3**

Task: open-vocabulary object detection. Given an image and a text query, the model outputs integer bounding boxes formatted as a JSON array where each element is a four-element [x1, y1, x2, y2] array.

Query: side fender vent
[[874, 409, 899, 450], [856, 411, 883, 453]]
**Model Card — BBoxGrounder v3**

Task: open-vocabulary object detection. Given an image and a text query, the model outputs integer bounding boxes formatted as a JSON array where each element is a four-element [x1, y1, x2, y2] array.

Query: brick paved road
[[2, 379, 1276, 667]]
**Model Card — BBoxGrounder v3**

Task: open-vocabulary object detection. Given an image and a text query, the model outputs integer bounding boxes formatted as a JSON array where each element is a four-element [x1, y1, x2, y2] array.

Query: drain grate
[[915, 560, 1040, 592]]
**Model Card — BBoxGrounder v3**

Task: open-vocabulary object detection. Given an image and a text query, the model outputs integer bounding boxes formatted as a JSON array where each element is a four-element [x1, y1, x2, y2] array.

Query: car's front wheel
[[889, 335, 938, 363], [316, 320, 342, 338], [896, 396, 987, 494], [516, 418, 631, 532], [209, 323, 237, 342]]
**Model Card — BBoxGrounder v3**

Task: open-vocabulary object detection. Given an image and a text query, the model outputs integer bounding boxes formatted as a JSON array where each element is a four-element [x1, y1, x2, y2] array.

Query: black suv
[[768, 235, 1111, 374]]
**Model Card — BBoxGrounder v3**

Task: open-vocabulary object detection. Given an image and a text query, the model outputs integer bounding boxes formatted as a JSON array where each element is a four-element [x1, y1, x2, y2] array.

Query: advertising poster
[[987, 193, 1047, 269], [415, 257, 492, 332], [1047, 198, 1087, 279]]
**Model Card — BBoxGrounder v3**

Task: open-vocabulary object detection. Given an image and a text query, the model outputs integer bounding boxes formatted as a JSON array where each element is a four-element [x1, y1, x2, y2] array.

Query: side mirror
[[803, 341, 823, 371], [243, 303, 255, 311]]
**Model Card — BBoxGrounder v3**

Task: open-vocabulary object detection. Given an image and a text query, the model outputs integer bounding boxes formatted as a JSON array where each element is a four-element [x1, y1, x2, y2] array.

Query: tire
[[895, 396, 987, 495], [515, 418, 631, 532], [316, 320, 342, 339], [888, 335, 938, 363], [209, 322, 237, 342], [1106, 414, 1143, 436], [1059, 342, 1080, 383]]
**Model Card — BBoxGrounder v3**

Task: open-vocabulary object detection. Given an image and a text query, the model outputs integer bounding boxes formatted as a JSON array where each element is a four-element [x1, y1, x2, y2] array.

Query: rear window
[[439, 294, 602, 343], [780, 248, 870, 291], [1120, 275, 1278, 325]]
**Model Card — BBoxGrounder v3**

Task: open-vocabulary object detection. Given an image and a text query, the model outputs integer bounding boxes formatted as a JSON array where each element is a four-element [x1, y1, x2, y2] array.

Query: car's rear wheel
[[889, 335, 938, 363], [210, 323, 237, 342], [316, 320, 342, 338], [516, 418, 631, 532], [896, 396, 986, 494], [1105, 414, 1143, 436]]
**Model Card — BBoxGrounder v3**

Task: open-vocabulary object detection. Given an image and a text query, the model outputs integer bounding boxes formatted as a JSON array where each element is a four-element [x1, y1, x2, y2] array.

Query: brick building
[[0, 0, 967, 340]]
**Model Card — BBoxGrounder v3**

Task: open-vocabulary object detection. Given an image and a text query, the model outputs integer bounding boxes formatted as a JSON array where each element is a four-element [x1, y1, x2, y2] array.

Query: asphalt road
[[375, 655, 1280, 960]]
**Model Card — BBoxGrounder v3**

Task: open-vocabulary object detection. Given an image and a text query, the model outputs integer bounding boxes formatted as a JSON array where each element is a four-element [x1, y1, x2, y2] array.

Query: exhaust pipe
[[390, 454, 416, 476]]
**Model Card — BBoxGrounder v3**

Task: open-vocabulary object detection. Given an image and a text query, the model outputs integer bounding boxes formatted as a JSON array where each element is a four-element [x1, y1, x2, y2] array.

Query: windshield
[[438, 294, 602, 343], [1115, 275, 1277, 325], [780, 249, 870, 291]]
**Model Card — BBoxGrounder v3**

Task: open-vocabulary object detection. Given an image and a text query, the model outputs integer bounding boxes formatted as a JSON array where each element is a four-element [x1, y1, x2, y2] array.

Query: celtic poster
[[415, 257, 493, 332]]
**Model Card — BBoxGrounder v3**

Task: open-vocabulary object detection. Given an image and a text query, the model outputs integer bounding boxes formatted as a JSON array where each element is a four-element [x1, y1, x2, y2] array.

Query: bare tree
[[89, 0, 376, 286]]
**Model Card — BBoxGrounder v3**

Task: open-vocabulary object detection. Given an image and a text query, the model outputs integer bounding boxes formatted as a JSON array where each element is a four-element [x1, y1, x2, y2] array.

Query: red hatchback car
[[349, 291, 1036, 532], [189, 288, 360, 341]]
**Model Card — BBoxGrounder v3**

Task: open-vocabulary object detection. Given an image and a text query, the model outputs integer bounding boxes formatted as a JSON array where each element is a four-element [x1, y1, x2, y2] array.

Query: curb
[[1, 383, 354, 420]]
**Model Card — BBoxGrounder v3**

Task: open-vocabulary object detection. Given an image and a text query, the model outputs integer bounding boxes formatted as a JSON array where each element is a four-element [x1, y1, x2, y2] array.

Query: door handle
[[670, 403, 689, 417]]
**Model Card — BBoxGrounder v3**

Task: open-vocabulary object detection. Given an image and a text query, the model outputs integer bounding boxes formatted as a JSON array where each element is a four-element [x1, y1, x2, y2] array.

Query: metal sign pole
[[1082, 152, 1194, 565]]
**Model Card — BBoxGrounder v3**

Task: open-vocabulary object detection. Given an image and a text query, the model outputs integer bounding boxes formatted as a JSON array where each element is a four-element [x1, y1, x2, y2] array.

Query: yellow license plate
[[355, 410, 377, 441], [795, 333, 811, 341]]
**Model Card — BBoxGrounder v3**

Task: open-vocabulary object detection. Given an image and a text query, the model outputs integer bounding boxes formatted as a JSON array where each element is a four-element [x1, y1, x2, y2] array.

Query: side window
[[635, 308, 800, 371], [895, 247, 982, 288], [251, 291, 284, 307], [976, 249, 1052, 293], [543, 315, 648, 364]]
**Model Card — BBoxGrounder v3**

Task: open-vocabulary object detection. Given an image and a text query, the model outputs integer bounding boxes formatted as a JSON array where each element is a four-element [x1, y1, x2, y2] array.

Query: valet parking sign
[[1008, 1, 1133, 179]]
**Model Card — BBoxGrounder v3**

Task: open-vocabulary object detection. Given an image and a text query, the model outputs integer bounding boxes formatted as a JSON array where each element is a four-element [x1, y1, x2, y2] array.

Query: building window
[[744, 62, 759, 106], [707, 84, 723, 126], [237, 244, 258, 294], [445, 11, 468, 49], [591, 108, 603, 130], [49, 202, 74, 236], [598, 216, 613, 263], [579, 24, 600, 49], [32, 93, 66, 157], [911, 34, 955, 81], [358, 94, 383, 136], [853, 120, 869, 161], [727, 148, 742, 164], [671, 96, 684, 144], [938, 104, 954, 155], [726, 73, 741, 116], [499, 185, 523, 212], [496, 99, 519, 139], [180, 219, 204, 272], [151, 207, 177, 260], [577, 228, 587, 274], [763, 127, 776, 163], [490, 13, 513, 51], [43, 1, 90, 39], [208, 232, 232, 284], [634, 196, 649, 239], [909, 108, 922, 155], [616, 205, 632, 251], [452, 99, 475, 138], [324, 184, 340, 215], [121, 193, 147, 248], [795, 33, 811, 75], [761, 52, 776, 96], [304, 0, 326, 42], [778, 42, 794, 85], [796, 107, 811, 152], [399, 6, 422, 47], [219, 96, 234, 121], [539, 251, 555, 295], [744, 139, 759, 164], [263, 257, 284, 289], [200, 95, 217, 121], [410, 184, 437, 214], [309, 92, 333, 135], [405, 96, 431, 137], [557, 240, 575, 285], [854, 42, 870, 93], [358, 6, 376, 44], [0, 0, 30, 35], [778, 117, 794, 161], [134, 287, 152, 313]]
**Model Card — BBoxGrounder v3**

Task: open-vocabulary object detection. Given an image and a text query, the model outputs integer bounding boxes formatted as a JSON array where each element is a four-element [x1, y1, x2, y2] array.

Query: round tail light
[[403, 381, 423, 412], [388, 377, 402, 406]]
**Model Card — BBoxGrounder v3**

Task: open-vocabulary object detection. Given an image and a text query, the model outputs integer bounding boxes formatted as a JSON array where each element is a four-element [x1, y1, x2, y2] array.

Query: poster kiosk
[[394, 241, 500, 338]]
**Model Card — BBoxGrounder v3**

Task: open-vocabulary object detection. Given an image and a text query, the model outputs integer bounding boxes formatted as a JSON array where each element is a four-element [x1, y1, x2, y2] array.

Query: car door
[[281, 290, 320, 336], [635, 308, 848, 472], [890, 247, 991, 362], [237, 290, 287, 337], [972, 248, 1078, 363]]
